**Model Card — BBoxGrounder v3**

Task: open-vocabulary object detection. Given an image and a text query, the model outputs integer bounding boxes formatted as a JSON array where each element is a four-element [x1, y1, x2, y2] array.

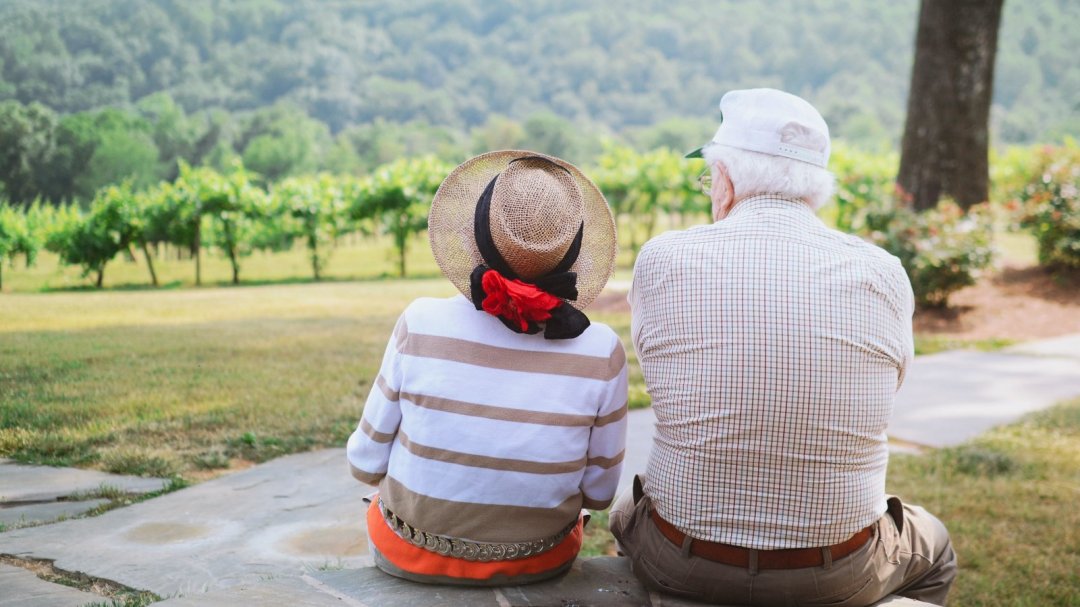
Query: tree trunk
[[226, 243, 239, 285], [95, 267, 105, 289], [310, 236, 321, 281], [141, 240, 159, 287], [897, 0, 1004, 211], [396, 216, 407, 278], [194, 220, 202, 286], [224, 223, 240, 285]]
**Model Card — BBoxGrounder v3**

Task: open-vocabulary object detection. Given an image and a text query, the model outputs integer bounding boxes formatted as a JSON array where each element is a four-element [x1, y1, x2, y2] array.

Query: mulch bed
[[914, 265, 1080, 341]]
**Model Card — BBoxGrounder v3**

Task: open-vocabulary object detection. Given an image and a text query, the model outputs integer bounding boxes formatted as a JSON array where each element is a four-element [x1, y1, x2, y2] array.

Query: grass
[[915, 336, 1016, 356], [887, 399, 1080, 606], [0, 280, 457, 474], [580, 399, 1080, 606], [0, 279, 648, 476]]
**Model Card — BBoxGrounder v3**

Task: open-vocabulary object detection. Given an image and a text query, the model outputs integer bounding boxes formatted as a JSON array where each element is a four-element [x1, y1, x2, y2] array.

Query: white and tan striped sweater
[[347, 295, 629, 543]]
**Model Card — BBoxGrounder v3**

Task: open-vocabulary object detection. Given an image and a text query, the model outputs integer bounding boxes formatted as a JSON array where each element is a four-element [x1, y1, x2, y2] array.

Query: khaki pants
[[609, 477, 957, 606]]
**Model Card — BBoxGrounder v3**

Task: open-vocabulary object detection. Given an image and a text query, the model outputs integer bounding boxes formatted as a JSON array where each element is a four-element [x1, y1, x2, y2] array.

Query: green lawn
[[1, 280, 448, 475], [887, 400, 1080, 606], [0, 279, 645, 476]]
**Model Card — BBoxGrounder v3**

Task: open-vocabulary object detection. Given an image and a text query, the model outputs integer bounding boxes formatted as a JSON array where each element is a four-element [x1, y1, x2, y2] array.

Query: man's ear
[[711, 162, 735, 221]]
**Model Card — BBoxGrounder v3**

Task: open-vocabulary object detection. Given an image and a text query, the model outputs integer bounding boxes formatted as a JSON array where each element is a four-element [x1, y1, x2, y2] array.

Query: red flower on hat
[[481, 270, 562, 331]]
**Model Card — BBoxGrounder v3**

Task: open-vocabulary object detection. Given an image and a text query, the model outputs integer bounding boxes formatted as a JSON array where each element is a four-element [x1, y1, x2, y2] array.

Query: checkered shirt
[[629, 195, 915, 549]]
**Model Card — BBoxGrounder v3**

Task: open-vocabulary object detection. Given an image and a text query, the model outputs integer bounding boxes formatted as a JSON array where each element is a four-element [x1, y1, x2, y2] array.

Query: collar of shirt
[[724, 194, 819, 226]]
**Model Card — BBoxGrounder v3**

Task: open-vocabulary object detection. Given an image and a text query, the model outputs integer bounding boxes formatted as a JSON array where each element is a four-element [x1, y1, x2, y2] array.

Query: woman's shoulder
[[400, 294, 474, 324], [400, 296, 625, 357], [572, 320, 624, 357]]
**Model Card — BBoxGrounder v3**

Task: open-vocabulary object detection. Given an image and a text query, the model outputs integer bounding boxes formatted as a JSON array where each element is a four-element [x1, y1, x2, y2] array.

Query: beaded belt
[[378, 498, 577, 562]]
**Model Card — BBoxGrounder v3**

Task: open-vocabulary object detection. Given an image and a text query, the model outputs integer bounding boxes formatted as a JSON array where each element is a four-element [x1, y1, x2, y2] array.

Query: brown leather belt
[[649, 509, 874, 569]]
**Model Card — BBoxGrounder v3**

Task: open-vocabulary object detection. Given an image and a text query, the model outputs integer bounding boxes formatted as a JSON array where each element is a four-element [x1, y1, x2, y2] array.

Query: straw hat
[[429, 150, 616, 310]]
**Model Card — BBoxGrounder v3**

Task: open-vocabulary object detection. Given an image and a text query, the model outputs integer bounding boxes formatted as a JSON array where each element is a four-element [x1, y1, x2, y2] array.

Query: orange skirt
[[366, 498, 583, 582]]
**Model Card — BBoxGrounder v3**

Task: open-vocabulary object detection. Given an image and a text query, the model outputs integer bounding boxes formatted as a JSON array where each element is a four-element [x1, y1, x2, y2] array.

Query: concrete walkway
[[2, 333, 1079, 605], [0, 450, 371, 600], [0, 458, 167, 529]]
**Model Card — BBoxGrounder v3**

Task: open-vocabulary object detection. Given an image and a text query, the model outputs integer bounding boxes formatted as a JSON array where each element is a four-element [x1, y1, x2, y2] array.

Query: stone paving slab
[[154, 574, 346, 607], [0, 458, 167, 503], [154, 558, 933, 607], [0, 498, 109, 528], [0, 564, 104, 607], [314, 558, 933, 607], [0, 449, 372, 598], [316, 557, 655, 607], [891, 349, 1080, 447]]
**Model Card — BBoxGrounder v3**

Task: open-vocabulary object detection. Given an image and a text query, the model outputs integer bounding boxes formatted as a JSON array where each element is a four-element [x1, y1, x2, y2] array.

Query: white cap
[[686, 88, 830, 168]]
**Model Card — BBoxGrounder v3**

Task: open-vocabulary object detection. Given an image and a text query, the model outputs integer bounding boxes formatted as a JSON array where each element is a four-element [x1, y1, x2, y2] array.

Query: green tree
[[77, 125, 162, 197], [0, 101, 56, 205], [30, 108, 164, 203], [238, 104, 330, 182], [357, 156, 450, 278], [46, 183, 144, 288], [160, 162, 221, 286], [200, 163, 277, 285], [273, 174, 350, 281], [136, 92, 204, 181], [0, 202, 39, 290], [593, 146, 699, 257], [469, 115, 526, 154], [522, 112, 595, 166]]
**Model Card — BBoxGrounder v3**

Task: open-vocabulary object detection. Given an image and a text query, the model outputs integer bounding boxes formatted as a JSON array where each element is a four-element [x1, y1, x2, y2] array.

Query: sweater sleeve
[[346, 313, 407, 485], [580, 338, 629, 510]]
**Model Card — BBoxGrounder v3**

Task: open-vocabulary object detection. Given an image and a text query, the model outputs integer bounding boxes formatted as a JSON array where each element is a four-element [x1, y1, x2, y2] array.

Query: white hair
[[702, 145, 835, 210]]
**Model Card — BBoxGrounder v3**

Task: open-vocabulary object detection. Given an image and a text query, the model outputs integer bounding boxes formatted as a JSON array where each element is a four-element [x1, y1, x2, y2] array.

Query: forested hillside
[[0, 0, 1076, 144]]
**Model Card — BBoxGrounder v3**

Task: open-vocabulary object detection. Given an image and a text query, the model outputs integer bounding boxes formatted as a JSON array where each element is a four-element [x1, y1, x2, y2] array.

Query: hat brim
[[684, 146, 705, 159], [428, 150, 617, 311]]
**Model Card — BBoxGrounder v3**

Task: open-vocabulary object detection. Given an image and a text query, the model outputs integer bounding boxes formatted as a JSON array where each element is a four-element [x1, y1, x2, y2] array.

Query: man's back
[[630, 194, 914, 550]]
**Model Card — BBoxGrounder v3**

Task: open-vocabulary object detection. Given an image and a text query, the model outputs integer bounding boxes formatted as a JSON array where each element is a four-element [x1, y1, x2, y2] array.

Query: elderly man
[[610, 89, 957, 606]]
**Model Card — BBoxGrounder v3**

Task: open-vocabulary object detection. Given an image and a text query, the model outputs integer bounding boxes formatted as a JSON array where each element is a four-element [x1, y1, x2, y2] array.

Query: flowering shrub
[[828, 144, 898, 233], [1010, 143, 1080, 271], [864, 199, 995, 308]]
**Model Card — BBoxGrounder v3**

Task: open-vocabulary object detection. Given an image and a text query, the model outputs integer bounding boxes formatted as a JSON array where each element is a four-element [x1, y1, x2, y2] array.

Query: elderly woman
[[346, 151, 628, 586]]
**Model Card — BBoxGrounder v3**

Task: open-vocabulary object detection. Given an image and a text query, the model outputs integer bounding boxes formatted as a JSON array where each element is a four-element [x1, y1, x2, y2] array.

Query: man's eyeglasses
[[698, 169, 712, 195]]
